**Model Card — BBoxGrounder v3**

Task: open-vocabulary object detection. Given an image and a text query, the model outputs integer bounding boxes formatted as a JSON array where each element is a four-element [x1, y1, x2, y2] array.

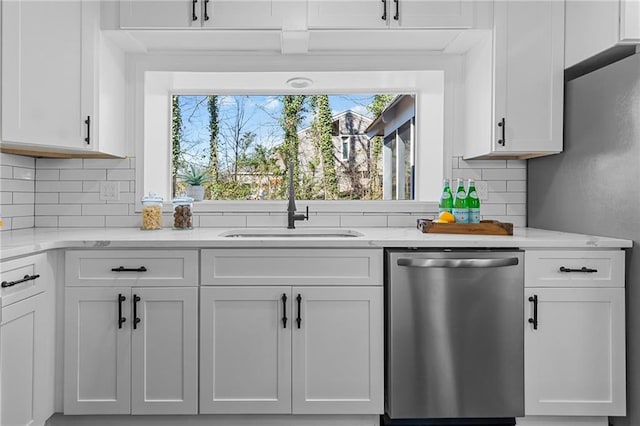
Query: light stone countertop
[[0, 226, 632, 261]]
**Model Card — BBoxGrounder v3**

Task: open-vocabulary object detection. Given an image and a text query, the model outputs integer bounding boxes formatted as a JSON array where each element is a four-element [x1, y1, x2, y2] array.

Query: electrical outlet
[[99, 181, 120, 201], [475, 180, 489, 201]]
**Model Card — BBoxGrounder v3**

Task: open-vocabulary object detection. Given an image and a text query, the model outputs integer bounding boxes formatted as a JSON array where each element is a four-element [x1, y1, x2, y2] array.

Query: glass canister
[[172, 196, 194, 230], [140, 193, 164, 230]]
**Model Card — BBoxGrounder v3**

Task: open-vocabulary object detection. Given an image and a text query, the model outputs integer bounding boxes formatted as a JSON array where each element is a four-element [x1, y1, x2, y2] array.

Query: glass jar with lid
[[140, 193, 164, 230], [172, 196, 194, 230]]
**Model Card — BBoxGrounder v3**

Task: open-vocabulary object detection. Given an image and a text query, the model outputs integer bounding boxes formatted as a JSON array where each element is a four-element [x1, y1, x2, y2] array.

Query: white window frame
[[341, 136, 350, 161], [132, 54, 460, 213]]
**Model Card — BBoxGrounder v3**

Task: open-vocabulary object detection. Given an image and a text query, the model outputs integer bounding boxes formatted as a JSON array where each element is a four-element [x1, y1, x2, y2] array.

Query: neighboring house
[[297, 110, 381, 199], [365, 94, 416, 200]]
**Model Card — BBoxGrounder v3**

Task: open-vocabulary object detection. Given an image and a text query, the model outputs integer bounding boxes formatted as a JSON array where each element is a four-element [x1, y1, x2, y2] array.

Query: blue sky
[[176, 94, 382, 168]]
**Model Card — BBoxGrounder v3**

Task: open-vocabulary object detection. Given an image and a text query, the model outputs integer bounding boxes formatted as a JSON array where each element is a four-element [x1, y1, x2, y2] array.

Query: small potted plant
[[179, 165, 209, 201]]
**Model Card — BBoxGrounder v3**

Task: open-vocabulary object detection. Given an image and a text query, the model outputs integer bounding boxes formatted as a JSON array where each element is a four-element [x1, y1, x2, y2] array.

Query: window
[[140, 69, 447, 207], [170, 93, 412, 201]]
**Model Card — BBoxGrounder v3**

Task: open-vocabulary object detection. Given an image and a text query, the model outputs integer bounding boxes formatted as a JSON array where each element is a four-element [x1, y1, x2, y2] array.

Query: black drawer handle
[[133, 294, 141, 330], [1, 274, 40, 288], [528, 295, 538, 330], [118, 294, 127, 329], [393, 0, 399, 20], [559, 266, 598, 273], [497, 117, 506, 146], [296, 294, 302, 329], [111, 266, 147, 272], [381, 0, 387, 20], [204, 0, 210, 21], [281, 293, 288, 328], [84, 116, 91, 144], [192, 0, 198, 21]]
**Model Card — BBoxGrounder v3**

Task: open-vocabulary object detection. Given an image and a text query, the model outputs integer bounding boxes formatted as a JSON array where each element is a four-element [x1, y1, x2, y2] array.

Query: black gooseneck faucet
[[287, 162, 309, 229]]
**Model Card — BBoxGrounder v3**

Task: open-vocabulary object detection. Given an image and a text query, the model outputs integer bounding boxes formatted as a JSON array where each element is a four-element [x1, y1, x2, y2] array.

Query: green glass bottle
[[466, 178, 480, 223], [438, 179, 453, 215], [452, 178, 469, 223]]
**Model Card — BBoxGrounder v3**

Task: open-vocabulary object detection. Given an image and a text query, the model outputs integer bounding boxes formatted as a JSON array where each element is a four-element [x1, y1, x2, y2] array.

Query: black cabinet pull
[[393, 0, 399, 20], [111, 266, 147, 272], [281, 293, 288, 328], [381, 0, 387, 21], [133, 294, 141, 330], [204, 0, 210, 21], [118, 294, 127, 329], [192, 0, 198, 21], [497, 117, 506, 146], [84, 116, 91, 144], [528, 295, 538, 330], [559, 266, 598, 273], [296, 294, 302, 329], [1, 274, 40, 288]]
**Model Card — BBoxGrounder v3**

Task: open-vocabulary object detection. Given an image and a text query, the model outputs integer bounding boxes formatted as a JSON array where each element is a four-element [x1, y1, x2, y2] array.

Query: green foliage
[[171, 96, 186, 197], [179, 164, 210, 186], [207, 95, 219, 186], [313, 95, 338, 200], [367, 94, 393, 199]]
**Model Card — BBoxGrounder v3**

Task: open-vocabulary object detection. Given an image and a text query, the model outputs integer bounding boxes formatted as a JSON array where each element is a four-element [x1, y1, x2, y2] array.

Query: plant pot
[[186, 185, 205, 201]]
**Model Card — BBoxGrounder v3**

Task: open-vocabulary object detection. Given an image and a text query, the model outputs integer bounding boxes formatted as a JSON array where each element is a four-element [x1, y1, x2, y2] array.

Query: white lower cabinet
[[524, 287, 626, 416], [200, 286, 383, 415], [64, 286, 198, 415]]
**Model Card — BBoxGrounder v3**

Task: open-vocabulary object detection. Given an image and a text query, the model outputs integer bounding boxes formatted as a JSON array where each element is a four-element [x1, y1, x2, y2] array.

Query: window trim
[[133, 55, 459, 213]]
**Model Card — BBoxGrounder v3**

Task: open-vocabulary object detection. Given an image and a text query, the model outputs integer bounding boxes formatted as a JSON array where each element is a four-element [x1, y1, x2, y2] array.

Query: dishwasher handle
[[397, 257, 519, 268]]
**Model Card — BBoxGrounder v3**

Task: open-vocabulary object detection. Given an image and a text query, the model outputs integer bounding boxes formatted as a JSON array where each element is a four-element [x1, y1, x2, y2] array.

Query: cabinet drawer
[[201, 249, 382, 286], [65, 250, 198, 287], [525, 250, 625, 288], [1, 253, 49, 307]]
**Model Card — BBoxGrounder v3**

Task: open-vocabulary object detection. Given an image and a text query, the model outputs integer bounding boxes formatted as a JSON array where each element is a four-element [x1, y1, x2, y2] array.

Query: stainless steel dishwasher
[[385, 249, 524, 423]]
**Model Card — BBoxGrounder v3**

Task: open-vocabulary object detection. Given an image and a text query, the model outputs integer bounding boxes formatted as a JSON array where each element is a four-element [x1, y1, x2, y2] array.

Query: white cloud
[[262, 96, 281, 111]]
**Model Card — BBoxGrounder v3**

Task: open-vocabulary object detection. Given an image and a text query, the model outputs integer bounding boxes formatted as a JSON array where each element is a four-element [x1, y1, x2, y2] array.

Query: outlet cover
[[99, 181, 120, 201], [475, 181, 488, 201]]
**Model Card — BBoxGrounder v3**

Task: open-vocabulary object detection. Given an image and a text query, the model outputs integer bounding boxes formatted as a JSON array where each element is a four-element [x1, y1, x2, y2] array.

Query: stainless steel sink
[[220, 229, 363, 238]]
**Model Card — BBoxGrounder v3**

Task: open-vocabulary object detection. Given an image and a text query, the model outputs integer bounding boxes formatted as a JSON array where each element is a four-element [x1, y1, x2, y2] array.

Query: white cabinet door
[[524, 288, 626, 416], [131, 287, 198, 414], [292, 286, 383, 414], [464, 1, 564, 159], [1, 293, 49, 426], [308, 0, 472, 29], [493, 0, 564, 156], [200, 286, 292, 414], [2, 0, 91, 150], [202, 0, 285, 28], [120, 0, 199, 28], [64, 287, 131, 415]]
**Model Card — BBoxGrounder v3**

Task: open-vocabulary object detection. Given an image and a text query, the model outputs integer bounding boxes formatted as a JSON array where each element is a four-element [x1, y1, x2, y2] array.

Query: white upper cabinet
[[565, 0, 640, 68], [308, 0, 474, 29], [120, 0, 291, 29], [463, 0, 564, 159], [2, 0, 126, 158]]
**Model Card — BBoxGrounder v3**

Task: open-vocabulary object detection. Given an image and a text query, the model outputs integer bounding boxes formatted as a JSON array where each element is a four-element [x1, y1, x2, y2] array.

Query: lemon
[[438, 211, 455, 223]]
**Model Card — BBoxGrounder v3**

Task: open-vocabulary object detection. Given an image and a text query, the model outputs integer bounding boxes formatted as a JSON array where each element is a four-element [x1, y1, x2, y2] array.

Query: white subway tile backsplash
[[13, 167, 35, 180], [507, 180, 527, 192], [11, 216, 35, 230], [482, 168, 526, 181], [36, 169, 60, 180], [59, 192, 103, 204], [1, 154, 528, 231], [82, 204, 129, 216], [35, 216, 59, 227], [58, 216, 106, 227], [3, 179, 35, 192], [1, 165, 13, 179], [1, 153, 34, 168], [36, 158, 83, 169], [36, 193, 59, 204], [341, 214, 388, 227], [60, 169, 106, 181], [35, 204, 82, 216], [12, 192, 35, 205], [36, 181, 83, 192], [200, 214, 247, 228], [459, 159, 507, 169], [83, 158, 130, 169], [107, 169, 135, 181], [0, 217, 11, 229]]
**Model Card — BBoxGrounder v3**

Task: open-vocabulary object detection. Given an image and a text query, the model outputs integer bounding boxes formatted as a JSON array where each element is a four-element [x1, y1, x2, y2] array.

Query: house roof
[[365, 94, 414, 137], [297, 109, 373, 136]]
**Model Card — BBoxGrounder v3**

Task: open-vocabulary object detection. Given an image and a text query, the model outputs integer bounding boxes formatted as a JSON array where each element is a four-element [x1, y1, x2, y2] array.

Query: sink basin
[[220, 229, 363, 238]]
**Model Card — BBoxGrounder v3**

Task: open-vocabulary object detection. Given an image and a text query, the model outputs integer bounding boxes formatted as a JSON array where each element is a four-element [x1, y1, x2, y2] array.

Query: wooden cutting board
[[417, 219, 514, 235]]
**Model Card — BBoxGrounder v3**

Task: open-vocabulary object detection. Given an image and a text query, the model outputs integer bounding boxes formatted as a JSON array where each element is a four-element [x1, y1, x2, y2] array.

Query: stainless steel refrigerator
[[528, 51, 640, 426]]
